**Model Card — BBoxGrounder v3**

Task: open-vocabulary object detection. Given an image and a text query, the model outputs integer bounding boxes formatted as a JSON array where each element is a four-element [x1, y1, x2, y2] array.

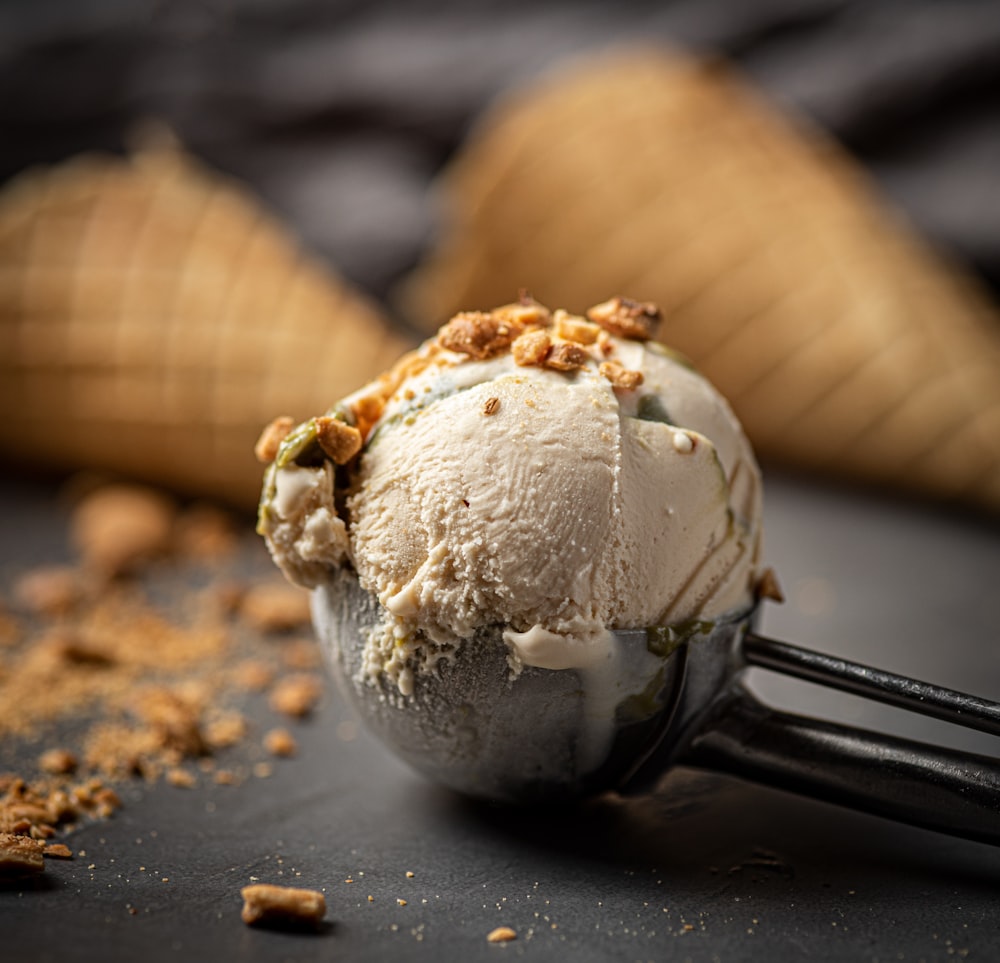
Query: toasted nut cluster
[[438, 311, 523, 360], [512, 329, 551, 366], [553, 310, 600, 345], [315, 416, 362, 464], [241, 883, 327, 929], [599, 360, 644, 390], [546, 341, 589, 371], [255, 416, 295, 464], [587, 296, 660, 340]]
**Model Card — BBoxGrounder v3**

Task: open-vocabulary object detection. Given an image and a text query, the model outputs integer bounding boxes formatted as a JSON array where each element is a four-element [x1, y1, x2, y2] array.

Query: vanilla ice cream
[[258, 297, 765, 701]]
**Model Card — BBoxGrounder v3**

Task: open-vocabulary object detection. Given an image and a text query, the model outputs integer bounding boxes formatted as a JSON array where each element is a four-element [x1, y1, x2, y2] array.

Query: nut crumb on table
[[487, 926, 518, 943], [240, 883, 326, 928]]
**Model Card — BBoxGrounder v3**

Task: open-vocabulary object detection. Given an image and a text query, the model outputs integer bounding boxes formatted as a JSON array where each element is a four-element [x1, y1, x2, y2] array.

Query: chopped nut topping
[[492, 295, 551, 328], [438, 311, 522, 360], [483, 397, 500, 416], [240, 883, 327, 929], [269, 674, 323, 718], [599, 361, 644, 390], [254, 416, 296, 464], [263, 727, 298, 757], [0, 832, 45, 876], [351, 394, 386, 442], [38, 748, 78, 776], [512, 329, 551, 367], [553, 310, 600, 345], [586, 296, 660, 340], [756, 568, 785, 603], [487, 926, 518, 943], [545, 341, 589, 371], [315, 417, 363, 465]]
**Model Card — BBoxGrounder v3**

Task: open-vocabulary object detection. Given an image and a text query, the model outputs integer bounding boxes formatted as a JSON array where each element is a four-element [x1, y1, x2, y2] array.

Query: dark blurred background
[[2, 0, 998, 309]]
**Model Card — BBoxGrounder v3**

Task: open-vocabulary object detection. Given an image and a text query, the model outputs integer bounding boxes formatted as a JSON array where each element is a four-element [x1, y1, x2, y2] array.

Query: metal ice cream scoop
[[312, 571, 1000, 846]]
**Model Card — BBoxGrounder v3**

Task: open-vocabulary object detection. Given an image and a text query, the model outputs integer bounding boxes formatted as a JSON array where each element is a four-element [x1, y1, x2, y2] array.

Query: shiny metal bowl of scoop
[[312, 571, 1000, 845]]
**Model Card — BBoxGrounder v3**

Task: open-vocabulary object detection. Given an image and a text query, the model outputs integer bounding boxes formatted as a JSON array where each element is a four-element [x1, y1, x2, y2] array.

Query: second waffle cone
[[403, 52, 1000, 513], [0, 145, 411, 508]]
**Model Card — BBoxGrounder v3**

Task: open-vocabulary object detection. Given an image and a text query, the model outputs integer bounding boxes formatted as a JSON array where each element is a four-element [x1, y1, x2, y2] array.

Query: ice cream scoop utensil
[[314, 575, 1000, 845], [623, 630, 1000, 847]]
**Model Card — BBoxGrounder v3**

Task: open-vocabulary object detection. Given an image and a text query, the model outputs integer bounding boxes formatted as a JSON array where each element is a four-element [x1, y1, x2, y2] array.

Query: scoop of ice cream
[[258, 297, 764, 688]]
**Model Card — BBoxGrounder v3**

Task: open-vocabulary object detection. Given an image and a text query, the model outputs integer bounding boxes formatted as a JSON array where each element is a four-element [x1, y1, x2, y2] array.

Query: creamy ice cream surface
[[258, 297, 765, 694]]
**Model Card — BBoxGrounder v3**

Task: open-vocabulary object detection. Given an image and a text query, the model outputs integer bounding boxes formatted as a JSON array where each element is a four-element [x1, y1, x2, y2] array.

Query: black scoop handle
[[673, 631, 1000, 846], [680, 684, 1000, 846]]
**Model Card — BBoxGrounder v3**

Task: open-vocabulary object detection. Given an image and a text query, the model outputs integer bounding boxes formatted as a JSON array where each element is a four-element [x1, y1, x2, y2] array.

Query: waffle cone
[[402, 51, 1000, 512], [0, 144, 410, 508]]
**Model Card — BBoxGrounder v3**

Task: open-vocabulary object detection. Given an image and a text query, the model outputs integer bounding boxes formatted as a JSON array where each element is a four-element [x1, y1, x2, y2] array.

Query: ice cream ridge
[[257, 296, 767, 696]]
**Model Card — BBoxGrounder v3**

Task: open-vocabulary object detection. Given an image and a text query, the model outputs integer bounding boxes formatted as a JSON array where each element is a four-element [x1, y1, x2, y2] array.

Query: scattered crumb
[[240, 583, 311, 633], [165, 768, 196, 789], [269, 674, 322, 718], [13, 566, 85, 616], [0, 832, 45, 876], [252, 762, 273, 779], [487, 926, 518, 943], [71, 484, 176, 577], [43, 843, 73, 859], [240, 883, 326, 929], [263, 728, 298, 758], [38, 748, 79, 776], [213, 769, 239, 786], [397, 899, 407, 906]]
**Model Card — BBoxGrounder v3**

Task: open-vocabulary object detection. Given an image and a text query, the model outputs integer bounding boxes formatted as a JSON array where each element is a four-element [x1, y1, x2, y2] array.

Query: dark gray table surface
[[2, 471, 999, 962]]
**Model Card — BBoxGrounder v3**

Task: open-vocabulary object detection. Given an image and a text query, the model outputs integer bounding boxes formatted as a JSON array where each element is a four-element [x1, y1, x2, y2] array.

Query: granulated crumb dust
[[0, 480, 325, 871]]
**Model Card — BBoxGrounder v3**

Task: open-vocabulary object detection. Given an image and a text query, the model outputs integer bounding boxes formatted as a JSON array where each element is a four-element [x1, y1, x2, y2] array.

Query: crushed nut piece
[[38, 748, 79, 776], [315, 416, 363, 465], [44, 843, 73, 859], [214, 769, 239, 786], [232, 659, 275, 692], [71, 485, 176, 578], [240, 883, 327, 929], [599, 361, 644, 390], [269, 674, 323, 718], [757, 568, 785, 603], [13, 567, 83, 616], [240, 583, 311, 633], [165, 768, 196, 789], [483, 397, 500, 416], [0, 832, 45, 876], [586, 296, 660, 340], [492, 296, 551, 328], [351, 394, 386, 442], [545, 341, 589, 372], [263, 728, 298, 758], [203, 712, 247, 750], [254, 416, 296, 464], [511, 329, 551, 367], [553, 310, 600, 345], [438, 311, 521, 360], [487, 926, 518, 943]]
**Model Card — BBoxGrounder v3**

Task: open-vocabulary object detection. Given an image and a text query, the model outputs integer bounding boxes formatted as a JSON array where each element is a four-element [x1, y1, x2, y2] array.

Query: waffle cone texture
[[403, 51, 1000, 513], [0, 145, 410, 508]]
